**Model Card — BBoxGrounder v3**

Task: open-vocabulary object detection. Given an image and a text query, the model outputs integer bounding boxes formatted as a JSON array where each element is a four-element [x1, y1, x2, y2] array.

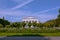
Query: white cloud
[[36, 7, 60, 14], [11, 0, 28, 3], [37, 14, 57, 19], [11, 0, 33, 10], [0, 9, 33, 22], [0, 10, 32, 17]]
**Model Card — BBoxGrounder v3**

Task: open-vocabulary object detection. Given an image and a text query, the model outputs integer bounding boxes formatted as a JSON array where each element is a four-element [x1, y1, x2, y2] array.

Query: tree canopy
[[0, 18, 10, 27]]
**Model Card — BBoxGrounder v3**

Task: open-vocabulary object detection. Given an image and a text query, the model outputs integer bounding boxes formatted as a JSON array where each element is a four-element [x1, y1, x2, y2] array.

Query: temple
[[22, 16, 39, 23], [22, 16, 39, 28]]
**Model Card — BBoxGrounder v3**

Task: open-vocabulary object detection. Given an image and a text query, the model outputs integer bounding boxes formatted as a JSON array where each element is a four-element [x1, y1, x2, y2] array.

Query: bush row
[[0, 28, 60, 33]]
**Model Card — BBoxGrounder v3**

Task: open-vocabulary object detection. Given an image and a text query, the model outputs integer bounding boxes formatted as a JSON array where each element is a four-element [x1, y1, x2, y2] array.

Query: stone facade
[[22, 16, 39, 23], [22, 16, 39, 28]]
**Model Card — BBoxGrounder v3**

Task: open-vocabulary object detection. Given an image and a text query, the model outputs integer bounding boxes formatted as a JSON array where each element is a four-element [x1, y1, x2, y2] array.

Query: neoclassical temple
[[22, 16, 39, 28], [22, 16, 39, 23]]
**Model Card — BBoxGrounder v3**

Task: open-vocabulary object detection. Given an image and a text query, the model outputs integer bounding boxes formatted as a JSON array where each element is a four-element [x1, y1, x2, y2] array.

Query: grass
[[0, 32, 60, 36], [40, 32, 60, 36], [0, 28, 60, 36]]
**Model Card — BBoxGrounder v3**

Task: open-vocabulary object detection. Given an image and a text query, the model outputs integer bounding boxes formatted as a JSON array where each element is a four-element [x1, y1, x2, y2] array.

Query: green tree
[[37, 23, 43, 28], [55, 9, 60, 27], [21, 22, 26, 28], [11, 22, 22, 28], [0, 18, 10, 27], [0, 24, 3, 28], [44, 22, 50, 28], [32, 22, 37, 28], [55, 19, 60, 27], [5, 25, 11, 28], [57, 9, 60, 19], [44, 19, 57, 28], [28, 21, 32, 28]]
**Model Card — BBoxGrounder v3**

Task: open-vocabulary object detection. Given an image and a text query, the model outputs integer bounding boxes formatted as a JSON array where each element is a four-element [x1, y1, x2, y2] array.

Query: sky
[[0, 0, 60, 22]]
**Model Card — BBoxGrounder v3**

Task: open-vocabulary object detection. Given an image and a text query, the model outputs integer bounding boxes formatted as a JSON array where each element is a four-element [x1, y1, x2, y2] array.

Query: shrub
[[0, 28, 60, 33], [0, 28, 8, 32], [0, 24, 3, 28], [5, 25, 11, 28]]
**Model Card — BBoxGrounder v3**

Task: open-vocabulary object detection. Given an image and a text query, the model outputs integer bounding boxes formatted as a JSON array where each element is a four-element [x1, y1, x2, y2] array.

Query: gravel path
[[48, 37, 60, 40], [0, 36, 60, 40]]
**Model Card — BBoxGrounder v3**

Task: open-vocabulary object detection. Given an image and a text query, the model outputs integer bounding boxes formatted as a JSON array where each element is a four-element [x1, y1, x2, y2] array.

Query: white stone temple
[[22, 16, 39, 28], [22, 16, 39, 23]]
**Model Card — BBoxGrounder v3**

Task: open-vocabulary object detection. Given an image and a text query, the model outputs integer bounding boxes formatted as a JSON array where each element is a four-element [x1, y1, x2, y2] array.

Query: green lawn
[[40, 33, 60, 36], [0, 28, 60, 36], [0, 32, 60, 36]]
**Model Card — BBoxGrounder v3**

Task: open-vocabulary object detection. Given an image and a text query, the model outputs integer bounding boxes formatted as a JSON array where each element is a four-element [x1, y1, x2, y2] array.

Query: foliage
[[0, 18, 10, 27], [28, 22, 32, 28], [32, 22, 37, 28], [0, 28, 60, 33], [10, 22, 22, 28], [58, 9, 60, 19], [0, 24, 3, 28], [55, 19, 60, 27], [21, 22, 26, 28], [37, 23, 43, 28], [5, 25, 11, 28]]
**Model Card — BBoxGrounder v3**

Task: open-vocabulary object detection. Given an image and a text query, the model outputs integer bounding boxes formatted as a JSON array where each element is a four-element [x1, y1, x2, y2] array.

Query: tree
[[0, 18, 10, 27], [11, 22, 22, 28], [55, 9, 60, 27], [58, 9, 60, 19], [37, 23, 43, 28], [55, 19, 60, 27], [10, 22, 17, 27], [44, 22, 50, 28], [0, 24, 3, 28], [43, 20, 54, 28], [58, 24, 60, 27], [28, 21, 32, 28], [32, 22, 37, 28], [5, 25, 11, 28], [21, 22, 26, 28]]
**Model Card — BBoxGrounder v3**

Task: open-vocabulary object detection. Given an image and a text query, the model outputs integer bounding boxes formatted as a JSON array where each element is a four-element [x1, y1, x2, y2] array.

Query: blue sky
[[0, 0, 60, 22]]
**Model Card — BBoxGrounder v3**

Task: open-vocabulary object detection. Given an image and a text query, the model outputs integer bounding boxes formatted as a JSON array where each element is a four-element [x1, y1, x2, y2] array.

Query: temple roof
[[23, 16, 38, 19]]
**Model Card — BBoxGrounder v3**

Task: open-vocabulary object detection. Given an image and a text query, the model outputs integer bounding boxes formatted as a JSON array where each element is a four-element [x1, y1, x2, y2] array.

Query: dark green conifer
[[58, 9, 60, 19]]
